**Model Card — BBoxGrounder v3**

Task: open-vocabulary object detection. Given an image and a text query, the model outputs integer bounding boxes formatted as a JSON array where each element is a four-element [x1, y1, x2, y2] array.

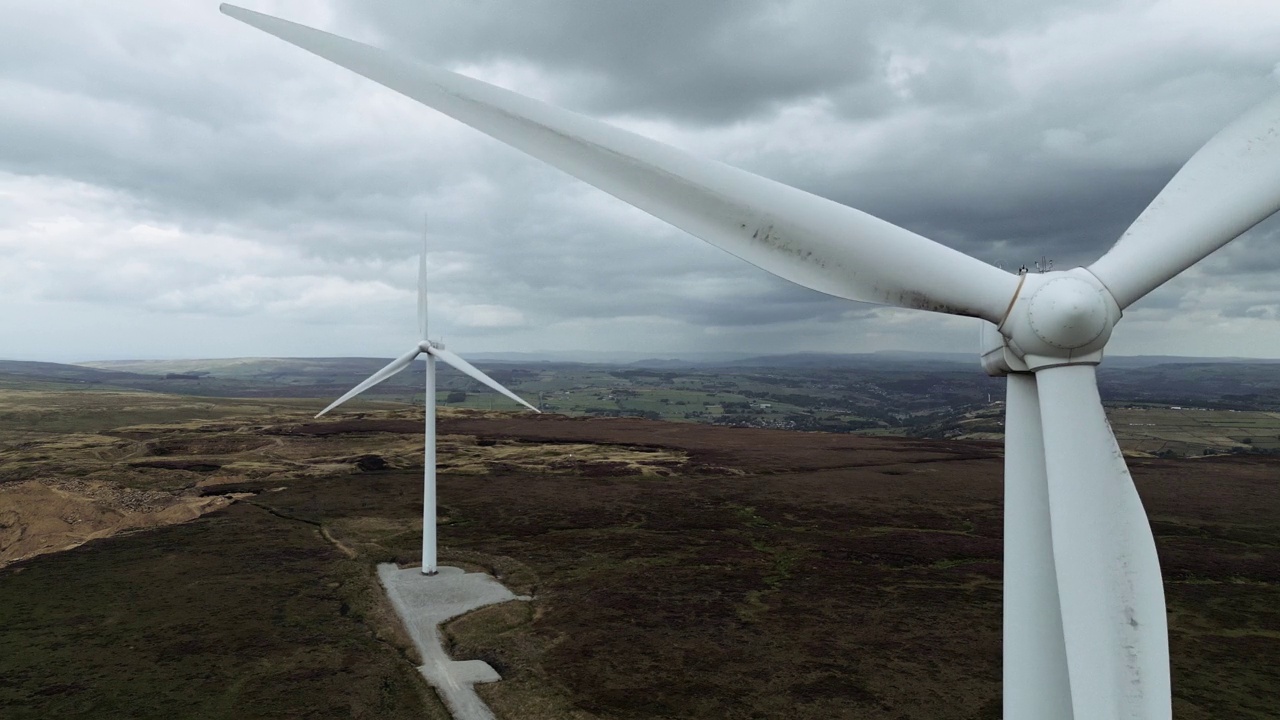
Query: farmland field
[[1109, 408, 1280, 456]]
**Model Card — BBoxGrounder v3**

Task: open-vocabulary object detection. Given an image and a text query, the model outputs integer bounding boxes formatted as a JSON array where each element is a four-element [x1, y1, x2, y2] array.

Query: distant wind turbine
[[225, 4, 1280, 716], [316, 225, 539, 575]]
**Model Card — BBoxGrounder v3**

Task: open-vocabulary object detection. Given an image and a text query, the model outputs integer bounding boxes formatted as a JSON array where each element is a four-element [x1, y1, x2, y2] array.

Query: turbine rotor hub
[[986, 268, 1123, 374], [1027, 277, 1110, 350]]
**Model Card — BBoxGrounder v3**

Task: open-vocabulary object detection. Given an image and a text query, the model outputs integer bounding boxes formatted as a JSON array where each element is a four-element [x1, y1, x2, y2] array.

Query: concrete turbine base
[[377, 563, 530, 720]]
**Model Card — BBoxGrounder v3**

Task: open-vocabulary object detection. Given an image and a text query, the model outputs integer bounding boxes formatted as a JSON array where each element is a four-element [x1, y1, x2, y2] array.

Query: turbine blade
[[220, 4, 1019, 322], [315, 347, 421, 418], [1089, 93, 1280, 309], [1002, 374, 1073, 720], [427, 346, 539, 413], [418, 216, 429, 341], [1034, 364, 1170, 717]]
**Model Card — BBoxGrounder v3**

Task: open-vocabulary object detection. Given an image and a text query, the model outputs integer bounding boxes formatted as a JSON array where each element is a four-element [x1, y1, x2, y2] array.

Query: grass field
[[1110, 407, 1280, 456]]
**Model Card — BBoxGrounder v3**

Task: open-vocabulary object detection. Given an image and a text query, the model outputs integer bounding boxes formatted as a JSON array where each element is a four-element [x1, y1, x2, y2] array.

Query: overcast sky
[[3, 0, 1280, 363]]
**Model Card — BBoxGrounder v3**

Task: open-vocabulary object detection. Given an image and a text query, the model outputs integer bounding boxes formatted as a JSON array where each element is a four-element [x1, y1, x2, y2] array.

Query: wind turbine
[[315, 227, 539, 575], [223, 5, 1280, 717]]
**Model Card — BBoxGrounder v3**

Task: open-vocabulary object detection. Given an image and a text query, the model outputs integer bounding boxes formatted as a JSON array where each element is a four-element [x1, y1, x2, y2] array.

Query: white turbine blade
[[1035, 364, 1170, 718], [316, 347, 421, 418], [427, 346, 539, 413], [1002, 374, 1073, 720], [418, 217, 429, 342], [1089, 93, 1280, 309], [220, 5, 1020, 323]]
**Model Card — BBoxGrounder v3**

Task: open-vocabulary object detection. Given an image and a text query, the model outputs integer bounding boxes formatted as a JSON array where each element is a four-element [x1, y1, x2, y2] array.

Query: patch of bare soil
[[439, 411, 1000, 473], [268, 418, 423, 436], [0, 478, 235, 568], [437, 434, 688, 477]]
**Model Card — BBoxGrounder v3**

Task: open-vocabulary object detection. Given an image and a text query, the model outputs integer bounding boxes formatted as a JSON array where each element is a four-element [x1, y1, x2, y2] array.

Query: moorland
[[0, 356, 1278, 718]]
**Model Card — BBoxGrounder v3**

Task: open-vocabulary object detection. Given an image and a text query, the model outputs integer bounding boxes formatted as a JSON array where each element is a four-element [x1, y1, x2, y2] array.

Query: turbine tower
[[223, 5, 1280, 716], [316, 224, 539, 575]]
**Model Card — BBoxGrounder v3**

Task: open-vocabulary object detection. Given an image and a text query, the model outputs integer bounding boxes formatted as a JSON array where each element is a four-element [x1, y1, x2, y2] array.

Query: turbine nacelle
[[984, 268, 1122, 375]]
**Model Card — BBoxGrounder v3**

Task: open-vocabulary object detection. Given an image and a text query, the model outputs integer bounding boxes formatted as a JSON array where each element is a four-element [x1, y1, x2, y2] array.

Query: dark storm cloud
[[409, 0, 1280, 289], [334, 0, 871, 124], [836, 164, 1184, 268], [336, 0, 1126, 124], [1194, 222, 1280, 277]]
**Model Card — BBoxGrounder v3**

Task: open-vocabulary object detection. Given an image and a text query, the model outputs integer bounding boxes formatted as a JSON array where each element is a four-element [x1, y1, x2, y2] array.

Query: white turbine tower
[[224, 5, 1280, 717], [316, 227, 539, 575]]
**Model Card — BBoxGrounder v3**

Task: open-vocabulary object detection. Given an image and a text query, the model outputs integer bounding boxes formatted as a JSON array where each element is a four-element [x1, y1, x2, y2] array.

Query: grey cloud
[[3, 0, 1280, 359], [334, 0, 876, 124], [1194, 222, 1280, 277]]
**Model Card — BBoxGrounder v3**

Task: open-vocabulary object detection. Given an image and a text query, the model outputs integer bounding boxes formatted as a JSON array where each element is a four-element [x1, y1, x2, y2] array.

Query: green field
[[1110, 408, 1280, 456]]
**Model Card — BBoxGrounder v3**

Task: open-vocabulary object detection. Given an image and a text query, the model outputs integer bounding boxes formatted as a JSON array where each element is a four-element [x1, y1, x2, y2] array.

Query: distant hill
[[75, 351, 1280, 373], [492, 350, 1280, 369], [0, 360, 152, 386], [0, 354, 1276, 420]]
